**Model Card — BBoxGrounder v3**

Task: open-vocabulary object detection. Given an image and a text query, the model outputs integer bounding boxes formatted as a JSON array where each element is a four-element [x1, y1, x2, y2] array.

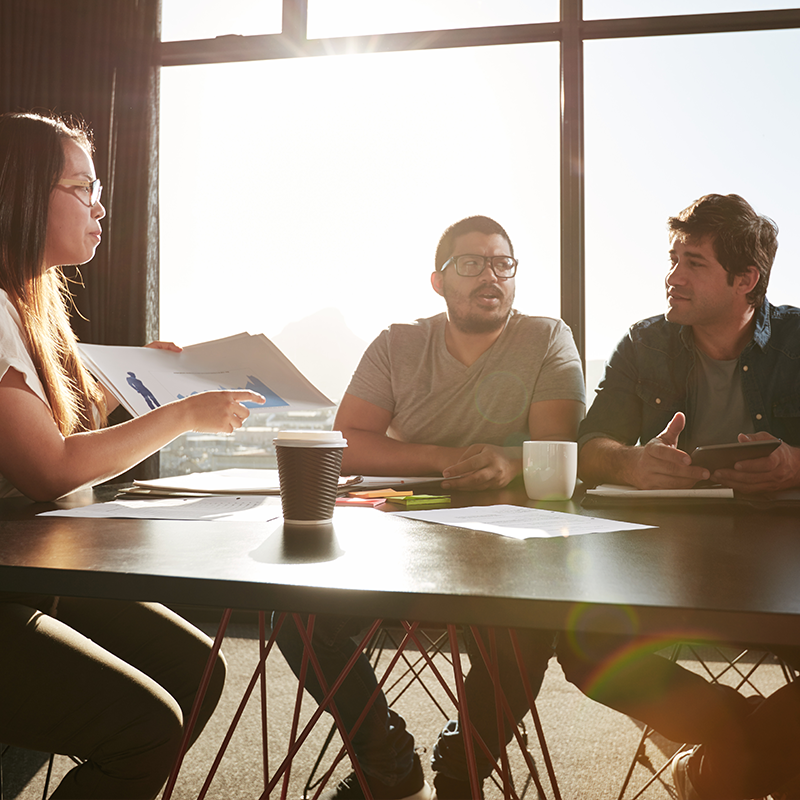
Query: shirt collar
[[751, 300, 771, 350], [678, 300, 771, 353]]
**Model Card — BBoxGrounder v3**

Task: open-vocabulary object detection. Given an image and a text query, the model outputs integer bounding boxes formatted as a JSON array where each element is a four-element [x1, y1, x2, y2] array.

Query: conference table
[[1, 480, 799, 798]]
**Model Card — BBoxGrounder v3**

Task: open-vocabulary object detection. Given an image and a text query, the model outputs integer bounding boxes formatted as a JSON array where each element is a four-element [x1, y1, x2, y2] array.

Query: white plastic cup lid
[[273, 430, 347, 448]]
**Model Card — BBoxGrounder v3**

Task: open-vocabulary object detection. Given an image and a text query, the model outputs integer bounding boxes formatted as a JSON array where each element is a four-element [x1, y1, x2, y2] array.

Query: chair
[[616, 645, 798, 800], [0, 745, 56, 800]]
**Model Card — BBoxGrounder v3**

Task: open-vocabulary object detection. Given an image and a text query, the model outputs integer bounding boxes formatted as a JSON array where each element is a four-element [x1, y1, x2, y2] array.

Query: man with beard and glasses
[[274, 215, 584, 800], [331, 214, 585, 493]]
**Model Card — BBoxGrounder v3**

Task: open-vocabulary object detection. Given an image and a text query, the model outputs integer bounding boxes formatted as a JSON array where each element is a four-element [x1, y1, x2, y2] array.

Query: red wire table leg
[[448, 624, 482, 799], [162, 607, 232, 800], [509, 628, 561, 800], [258, 611, 269, 792], [162, 615, 560, 800]]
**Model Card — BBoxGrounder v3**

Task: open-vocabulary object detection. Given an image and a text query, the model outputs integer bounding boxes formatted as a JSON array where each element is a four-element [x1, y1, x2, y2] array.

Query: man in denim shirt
[[565, 194, 800, 799], [579, 193, 800, 494]]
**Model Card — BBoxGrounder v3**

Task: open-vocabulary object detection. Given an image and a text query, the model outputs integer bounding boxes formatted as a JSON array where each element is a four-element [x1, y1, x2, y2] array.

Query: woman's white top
[[0, 289, 51, 498]]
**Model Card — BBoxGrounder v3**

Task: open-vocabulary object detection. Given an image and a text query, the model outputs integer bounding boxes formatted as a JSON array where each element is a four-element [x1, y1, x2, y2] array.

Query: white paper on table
[[391, 504, 654, 539], [38, 495, 282, 522]]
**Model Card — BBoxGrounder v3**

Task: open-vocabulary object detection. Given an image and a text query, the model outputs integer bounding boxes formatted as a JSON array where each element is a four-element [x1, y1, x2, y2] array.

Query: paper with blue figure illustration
[[176, 374, 286, 409], [79, 332, 333, 418]]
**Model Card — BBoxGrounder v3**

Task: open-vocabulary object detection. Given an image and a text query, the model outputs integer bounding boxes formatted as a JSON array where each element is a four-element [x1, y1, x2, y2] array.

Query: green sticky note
[[386, 494, 451, 507]]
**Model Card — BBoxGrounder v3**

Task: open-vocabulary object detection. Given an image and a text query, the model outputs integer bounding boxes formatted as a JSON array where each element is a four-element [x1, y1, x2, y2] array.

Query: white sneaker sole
[[405, 781, 435, 800]]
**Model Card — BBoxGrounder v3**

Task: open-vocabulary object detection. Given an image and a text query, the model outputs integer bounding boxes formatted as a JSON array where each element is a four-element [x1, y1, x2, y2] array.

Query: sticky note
[[385, 494, 451, 507], [348, 489, 413, 499]]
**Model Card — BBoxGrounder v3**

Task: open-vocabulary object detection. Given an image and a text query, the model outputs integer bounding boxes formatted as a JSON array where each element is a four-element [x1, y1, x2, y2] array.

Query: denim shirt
[[579, 301, 800, 451]]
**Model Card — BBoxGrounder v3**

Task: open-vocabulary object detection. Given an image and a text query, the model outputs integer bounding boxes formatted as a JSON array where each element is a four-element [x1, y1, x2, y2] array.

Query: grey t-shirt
[[686, 346, 754, 453], [345, 311, 585, 449]]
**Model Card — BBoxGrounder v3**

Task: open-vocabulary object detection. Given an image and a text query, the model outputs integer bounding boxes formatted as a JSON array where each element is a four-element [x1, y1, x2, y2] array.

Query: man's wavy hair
[[0, 111, 106, 435], [668, 193, 778, 308], [434, 215, 514, 272]]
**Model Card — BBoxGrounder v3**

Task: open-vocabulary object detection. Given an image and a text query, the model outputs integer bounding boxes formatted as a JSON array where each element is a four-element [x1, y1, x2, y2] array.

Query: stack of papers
[[118, 469, 364, 498], [120, 468, 284, 497], [116, 470, 437, 499], [79, 332, 333, 418]]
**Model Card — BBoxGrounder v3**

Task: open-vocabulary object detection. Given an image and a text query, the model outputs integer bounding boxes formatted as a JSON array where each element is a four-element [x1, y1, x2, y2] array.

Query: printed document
[[79, 332, 333, 418]]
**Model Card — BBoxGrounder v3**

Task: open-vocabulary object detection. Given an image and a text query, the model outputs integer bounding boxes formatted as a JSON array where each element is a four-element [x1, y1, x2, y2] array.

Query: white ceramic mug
[[522, 440, 578, 501]]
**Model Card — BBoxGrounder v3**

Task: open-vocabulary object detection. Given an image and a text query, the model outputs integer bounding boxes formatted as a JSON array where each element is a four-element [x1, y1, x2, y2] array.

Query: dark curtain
[[1, 0, 162, 479], [0, 0, 161, 347]]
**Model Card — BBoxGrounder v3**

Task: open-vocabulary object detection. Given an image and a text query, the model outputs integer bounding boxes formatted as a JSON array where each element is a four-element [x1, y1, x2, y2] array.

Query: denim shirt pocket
[[771, 394, 800, 445], [635, 380, 684, 442]]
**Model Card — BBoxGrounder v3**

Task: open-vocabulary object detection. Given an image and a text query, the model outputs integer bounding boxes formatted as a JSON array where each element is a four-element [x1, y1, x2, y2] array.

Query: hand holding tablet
[[690, 439, 781, 472]]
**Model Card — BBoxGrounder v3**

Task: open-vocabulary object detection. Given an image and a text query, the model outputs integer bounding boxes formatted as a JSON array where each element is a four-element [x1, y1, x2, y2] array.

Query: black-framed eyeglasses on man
[[441, 254, 518, 279], [58, 178, 103, 208]]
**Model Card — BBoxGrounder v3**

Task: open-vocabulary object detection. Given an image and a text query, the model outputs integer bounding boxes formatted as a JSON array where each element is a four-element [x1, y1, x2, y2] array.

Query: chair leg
[[41, 753, 55, 800], [0, 747, 59, 800]]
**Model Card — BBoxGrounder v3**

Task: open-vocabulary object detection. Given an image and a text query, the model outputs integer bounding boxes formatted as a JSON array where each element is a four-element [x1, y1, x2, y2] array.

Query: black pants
[[0, 598, 226, 799], [558, 632, 800, 799]]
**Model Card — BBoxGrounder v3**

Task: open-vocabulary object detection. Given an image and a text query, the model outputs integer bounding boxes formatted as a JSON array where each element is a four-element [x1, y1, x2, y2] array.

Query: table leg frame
[[162, 612, 562, 800]]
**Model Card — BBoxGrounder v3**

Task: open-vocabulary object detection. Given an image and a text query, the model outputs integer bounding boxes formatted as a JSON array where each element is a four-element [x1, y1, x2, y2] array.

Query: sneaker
[[433, 773, 484, 800], [671, 747, 702, 800], [324, 753, 434, 800]]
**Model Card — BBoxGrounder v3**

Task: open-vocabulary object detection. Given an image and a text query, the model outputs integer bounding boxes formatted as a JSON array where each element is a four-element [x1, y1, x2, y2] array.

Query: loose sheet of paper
[[392, 504, 654, 539], [39, 495, 282, 522]]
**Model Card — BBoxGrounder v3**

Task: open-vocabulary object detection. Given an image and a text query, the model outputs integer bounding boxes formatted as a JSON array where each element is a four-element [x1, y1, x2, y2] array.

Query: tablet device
[[690, 439, 780, 471]]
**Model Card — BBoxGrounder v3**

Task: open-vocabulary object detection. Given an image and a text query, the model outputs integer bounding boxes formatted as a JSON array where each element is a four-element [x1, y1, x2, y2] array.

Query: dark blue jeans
[[274, 612, 555, 784]]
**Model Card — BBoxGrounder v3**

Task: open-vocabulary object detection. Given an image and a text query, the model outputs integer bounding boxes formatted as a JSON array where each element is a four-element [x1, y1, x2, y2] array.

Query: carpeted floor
[[1, 616, 791, 799]]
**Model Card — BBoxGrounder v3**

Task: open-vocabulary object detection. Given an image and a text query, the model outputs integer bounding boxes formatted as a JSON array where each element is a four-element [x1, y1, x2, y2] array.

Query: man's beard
[[444, 287, 514, 334]]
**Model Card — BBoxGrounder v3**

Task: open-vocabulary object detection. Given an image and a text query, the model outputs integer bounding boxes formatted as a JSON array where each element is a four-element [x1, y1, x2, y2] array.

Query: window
[[307, 0, 557, 38], [584, 28, 800, 398], [159, 36, 559, 474], [584, 0, 800, 19], [161, 0, 282, 41], [158, 1, 800, 472]]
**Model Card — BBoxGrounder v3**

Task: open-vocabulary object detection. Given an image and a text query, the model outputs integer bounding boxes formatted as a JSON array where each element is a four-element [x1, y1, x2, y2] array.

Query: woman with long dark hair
[[0, 111, 263, 798]]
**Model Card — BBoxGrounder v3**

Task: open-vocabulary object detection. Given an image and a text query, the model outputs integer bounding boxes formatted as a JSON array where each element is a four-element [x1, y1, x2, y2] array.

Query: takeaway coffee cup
[[522, 440, 577, 501], [274, 431, 347, 525]]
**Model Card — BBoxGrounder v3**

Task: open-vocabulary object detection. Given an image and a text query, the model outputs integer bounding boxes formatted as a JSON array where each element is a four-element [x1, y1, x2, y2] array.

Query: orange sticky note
[[348, 489, 414, 499]]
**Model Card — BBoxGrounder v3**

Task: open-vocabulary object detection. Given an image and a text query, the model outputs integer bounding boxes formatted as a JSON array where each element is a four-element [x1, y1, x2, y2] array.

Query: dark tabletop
[[1, 480, 799, 645]]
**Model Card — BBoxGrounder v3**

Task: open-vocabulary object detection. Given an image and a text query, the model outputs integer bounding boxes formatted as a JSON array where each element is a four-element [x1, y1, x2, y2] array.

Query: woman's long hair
[[0, 112, 107, 435]]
